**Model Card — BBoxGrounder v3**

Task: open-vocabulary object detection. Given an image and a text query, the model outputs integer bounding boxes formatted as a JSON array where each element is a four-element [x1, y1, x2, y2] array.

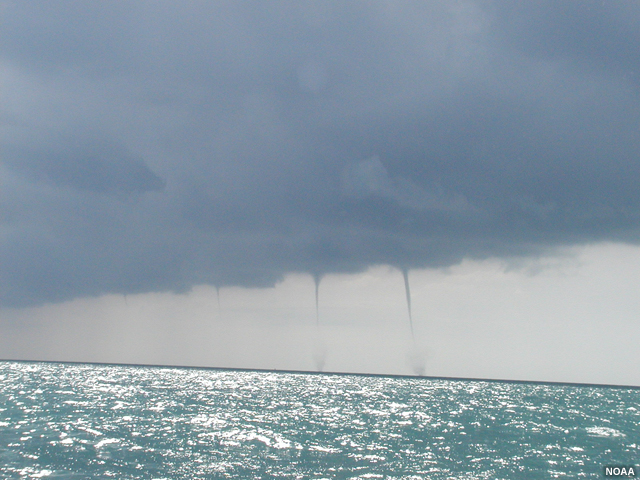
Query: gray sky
[[2, 1, 640, 384]]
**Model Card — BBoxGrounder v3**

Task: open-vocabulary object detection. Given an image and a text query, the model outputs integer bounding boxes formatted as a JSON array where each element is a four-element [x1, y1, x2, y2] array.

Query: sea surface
[[0, 361, 638, 479]]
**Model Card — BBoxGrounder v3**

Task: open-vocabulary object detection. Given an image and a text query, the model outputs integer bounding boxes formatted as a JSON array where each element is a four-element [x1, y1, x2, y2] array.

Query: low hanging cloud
[[1, 1, 640, 308], [4, 135, 164, 195], [341, 156, 473, 214]]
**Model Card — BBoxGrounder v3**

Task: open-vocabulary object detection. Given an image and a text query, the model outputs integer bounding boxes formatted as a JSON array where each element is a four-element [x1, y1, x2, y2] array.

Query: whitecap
[[95, 438, 120, 448], [585, 426, 625, 437]]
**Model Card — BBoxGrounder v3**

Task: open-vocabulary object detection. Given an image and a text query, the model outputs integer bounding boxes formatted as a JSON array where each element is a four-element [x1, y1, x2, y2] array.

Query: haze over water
[[1, 361, 638, 479]]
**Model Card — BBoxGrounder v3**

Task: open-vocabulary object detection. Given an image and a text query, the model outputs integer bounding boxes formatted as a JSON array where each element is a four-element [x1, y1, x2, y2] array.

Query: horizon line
[[2, 358, 639, 390]]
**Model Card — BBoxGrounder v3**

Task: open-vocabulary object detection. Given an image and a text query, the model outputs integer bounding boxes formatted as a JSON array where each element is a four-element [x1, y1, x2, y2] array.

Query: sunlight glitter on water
[[0, 361, 638, 479]]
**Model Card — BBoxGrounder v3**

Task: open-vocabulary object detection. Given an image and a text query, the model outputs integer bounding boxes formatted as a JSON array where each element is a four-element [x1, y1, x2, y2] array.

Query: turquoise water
[[0, 361, 638, 479]]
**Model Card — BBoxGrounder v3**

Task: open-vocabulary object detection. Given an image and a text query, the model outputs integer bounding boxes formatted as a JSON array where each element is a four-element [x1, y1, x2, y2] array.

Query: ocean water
[[0, 361, 638, 479]]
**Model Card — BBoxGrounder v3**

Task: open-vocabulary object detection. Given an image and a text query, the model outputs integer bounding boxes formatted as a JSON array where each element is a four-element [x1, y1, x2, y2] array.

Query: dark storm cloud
[[2, 0, 640, 307]]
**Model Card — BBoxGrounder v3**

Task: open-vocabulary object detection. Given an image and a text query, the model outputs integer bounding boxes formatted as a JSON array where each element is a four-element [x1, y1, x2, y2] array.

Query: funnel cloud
[[402, 269, 414, 340]]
